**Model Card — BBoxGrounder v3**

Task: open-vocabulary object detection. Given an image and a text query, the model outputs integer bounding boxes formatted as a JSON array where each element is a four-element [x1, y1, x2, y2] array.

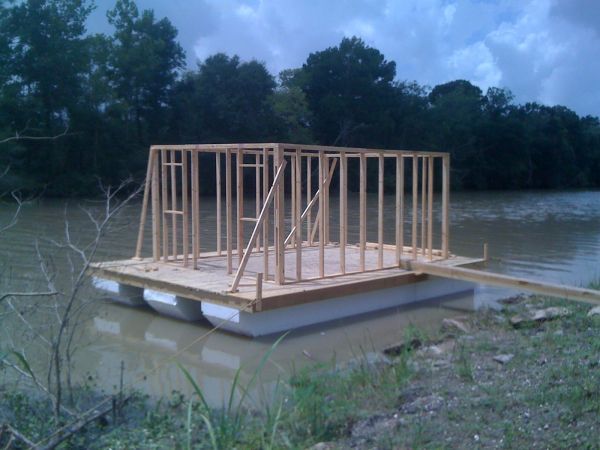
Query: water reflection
[[85, 293, 474, 403], [1, 190, 599, 404]]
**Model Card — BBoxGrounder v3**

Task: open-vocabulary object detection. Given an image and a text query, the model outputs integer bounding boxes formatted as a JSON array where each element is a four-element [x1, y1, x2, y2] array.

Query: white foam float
[[201, 277, 474, 337], [143, 289, 204, 322], [92, 277, 145, 306]]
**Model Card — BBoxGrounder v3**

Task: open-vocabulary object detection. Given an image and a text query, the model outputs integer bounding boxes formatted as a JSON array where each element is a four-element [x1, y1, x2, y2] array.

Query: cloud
[[87, 0, 600, 117]]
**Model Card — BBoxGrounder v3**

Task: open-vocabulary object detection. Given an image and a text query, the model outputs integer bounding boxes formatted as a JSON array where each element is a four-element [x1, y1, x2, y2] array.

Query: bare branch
[[0, 357, 75, 416], [0, 126, 73, 145], [1, 424, 36, 449], [0, 290, 58, 304], [0, 191, 23, 234]]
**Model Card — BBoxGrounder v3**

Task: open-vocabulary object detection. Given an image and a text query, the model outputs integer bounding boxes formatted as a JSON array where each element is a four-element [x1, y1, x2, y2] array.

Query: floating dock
[[91, 143, 483, 336]]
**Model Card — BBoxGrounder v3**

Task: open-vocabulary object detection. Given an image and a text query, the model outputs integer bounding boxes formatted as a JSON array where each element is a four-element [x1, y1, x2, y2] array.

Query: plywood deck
[[90, 244, 482, 313]]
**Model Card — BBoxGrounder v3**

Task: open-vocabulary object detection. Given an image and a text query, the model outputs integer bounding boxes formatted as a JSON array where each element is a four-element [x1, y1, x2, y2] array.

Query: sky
[[89, 0, 600, 118]]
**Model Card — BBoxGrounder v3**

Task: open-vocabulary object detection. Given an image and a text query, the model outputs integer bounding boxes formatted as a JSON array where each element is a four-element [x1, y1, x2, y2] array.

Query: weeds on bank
[[176, 329, 415, 449]]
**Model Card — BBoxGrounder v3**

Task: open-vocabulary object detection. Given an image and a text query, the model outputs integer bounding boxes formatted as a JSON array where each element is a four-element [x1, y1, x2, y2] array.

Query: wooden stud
[[275, 144, 285, 284], [395, 155, 404, 264], [318, 151, 325, 278], [151, 149, 160, 261], [442, 155, 450, 259], [255, 272, 263, 312], [339, 151, 347, 274], [291, 154, 296, 248], [378, 153, 384, 269], [262, 147, 269, 280], [192, 150, 200, 269], [226, 148, 232, 274], [216, 152, 222, 256], [182, 150, 189, 267], [324, 157, 329, 245], [421, 156, 427, 257], [237, 146, 244, 263], [161, 149, 168, 262], [295, 149, 302, 280], [359, 153, 366, 271], [170, 150, 178, 261], [412, 154, 418, 260], [255, 152, 261, 252], [135, 148, 155, 259], [427, 156, 434, 261], [307, 156, 312, 246]]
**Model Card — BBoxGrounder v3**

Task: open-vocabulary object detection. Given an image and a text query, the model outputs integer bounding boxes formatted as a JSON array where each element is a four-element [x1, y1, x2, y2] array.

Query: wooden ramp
[[399, 260, 600, 305]]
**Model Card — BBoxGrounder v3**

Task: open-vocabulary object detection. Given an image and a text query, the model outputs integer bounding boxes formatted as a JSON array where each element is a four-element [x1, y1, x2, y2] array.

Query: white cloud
[[88, 0, 600, 116]]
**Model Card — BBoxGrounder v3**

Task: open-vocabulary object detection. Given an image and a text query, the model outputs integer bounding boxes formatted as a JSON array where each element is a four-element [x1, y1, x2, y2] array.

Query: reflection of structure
[[91, 143, 483, 336], [86, 293, 475, 405]]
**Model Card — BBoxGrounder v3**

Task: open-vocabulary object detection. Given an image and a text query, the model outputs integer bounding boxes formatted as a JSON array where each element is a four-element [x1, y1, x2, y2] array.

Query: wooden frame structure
[[134, 143, 451, 294]]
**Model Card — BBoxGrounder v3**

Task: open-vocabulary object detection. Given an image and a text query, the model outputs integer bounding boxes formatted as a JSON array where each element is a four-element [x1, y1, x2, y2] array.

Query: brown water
[[1, 190, 599, 405]]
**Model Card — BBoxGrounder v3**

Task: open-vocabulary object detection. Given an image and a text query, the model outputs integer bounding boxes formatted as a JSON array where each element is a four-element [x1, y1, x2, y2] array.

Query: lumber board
[[399, 260, 600, 305]]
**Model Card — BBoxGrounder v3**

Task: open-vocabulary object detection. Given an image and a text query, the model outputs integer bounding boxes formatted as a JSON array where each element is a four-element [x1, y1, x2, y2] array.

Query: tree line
[[1, 0, 599, 196]]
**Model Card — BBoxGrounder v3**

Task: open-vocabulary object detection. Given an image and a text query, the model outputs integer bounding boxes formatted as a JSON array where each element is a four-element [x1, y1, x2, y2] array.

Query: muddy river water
[[1, 190, 599, 405]]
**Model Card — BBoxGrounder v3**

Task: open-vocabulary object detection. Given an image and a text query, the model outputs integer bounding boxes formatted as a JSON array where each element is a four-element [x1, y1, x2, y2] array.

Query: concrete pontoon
[[91, 143, 483, 336]]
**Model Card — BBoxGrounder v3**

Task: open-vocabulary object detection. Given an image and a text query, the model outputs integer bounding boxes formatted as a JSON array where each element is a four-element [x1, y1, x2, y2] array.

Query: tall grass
[[178, 328, 415, 449], [179, 333, 287, 450]]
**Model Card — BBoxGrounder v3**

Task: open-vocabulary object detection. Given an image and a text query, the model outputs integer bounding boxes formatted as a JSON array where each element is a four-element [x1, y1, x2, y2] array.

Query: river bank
[[2, 290, 599, 449]]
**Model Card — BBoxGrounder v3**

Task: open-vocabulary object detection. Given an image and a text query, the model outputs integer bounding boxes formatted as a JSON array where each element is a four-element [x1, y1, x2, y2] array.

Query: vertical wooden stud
[[442, 155, 450, 259], [151, 149, 160, 261], [295, 148, 302, 280], [378, 153, 384, 269], [412, 154, 418, 260], [216, 152, 221, 256], [262, 147, 269, 280], [161, 149, 168, 262], [135, 148, 154, 259], [170, 150, 178, 261], [324, 157, 330, 245], [359, 153, 367, 271], [307, 156, 312, 246], [318, 150, 325, 278], [237, 146, 244, 263], [255, 272, 263, 312], [291, 153, 296, 248], [192, 150, 200, 269], [395, 155, 403, 264], [226, 148, 232, 274], [427, 156, 434, 260], [276, 144, 285, 284], [421, 156, 427, 257], [339, 151, 347, 274], [255, 152, 261, 252], [182, 150, 189, 267]]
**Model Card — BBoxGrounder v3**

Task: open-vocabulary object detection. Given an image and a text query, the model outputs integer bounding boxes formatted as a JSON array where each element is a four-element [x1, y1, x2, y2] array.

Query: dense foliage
[[1, 0, 599, 195]]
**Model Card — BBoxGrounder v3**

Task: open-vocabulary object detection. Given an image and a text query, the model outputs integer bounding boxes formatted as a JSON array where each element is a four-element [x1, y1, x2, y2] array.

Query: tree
[[298, 36, 397, 146], [427, 80, 485, 188], [171, 54, 278, 144], [0, 0, 94, 192], [107, 0, 185, 148], [270, 70, 314, 144]]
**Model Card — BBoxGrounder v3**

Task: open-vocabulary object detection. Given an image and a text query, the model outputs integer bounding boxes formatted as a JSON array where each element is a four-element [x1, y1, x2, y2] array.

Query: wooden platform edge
[[86, 265, 248, 310]]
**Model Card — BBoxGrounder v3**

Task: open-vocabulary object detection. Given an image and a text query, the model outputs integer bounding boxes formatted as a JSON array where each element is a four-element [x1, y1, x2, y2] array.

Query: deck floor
[[91, 245, 482, 312]]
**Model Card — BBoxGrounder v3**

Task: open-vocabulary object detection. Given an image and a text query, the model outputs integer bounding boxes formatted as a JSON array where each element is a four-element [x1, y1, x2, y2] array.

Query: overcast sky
[[89, 0, 600, 117]]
